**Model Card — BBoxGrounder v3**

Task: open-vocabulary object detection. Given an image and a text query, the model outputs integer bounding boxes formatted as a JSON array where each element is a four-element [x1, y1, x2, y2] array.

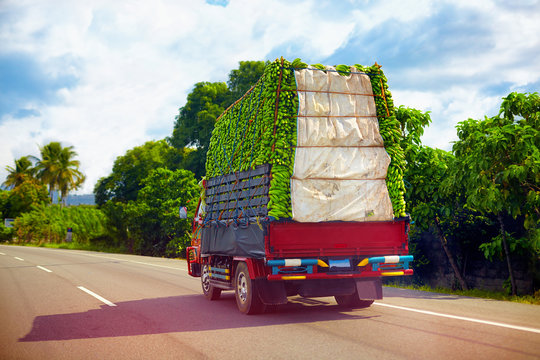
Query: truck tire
[[335, 294, 374, 308], [234, 262, 265, 315], [201, 264, 221, 300]]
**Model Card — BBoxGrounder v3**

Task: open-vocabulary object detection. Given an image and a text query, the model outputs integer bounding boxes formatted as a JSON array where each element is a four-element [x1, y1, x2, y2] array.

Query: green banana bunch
[[204, 58, 298, 220]]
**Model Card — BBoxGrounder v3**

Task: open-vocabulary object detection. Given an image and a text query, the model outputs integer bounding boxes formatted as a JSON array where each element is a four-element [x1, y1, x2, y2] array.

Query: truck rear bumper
[[266, 254, 414, 280], [267, 268, 413, 281]]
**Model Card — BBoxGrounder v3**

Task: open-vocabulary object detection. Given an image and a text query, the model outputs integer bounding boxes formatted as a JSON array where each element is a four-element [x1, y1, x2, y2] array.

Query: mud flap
[[355, 278, 383, 300], [298, 279, 356, 297], [255, 279, 288, 305]]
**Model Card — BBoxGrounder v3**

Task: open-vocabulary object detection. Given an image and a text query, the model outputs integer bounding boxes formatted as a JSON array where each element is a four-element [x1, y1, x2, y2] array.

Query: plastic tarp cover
[[292, 67, 394, 222], [201, 223, 265, 258]]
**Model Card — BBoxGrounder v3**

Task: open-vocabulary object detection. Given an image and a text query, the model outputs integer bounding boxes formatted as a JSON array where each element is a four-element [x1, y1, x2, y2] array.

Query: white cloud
[[394, 85, 503, 151], [0, 0, 361, 193], [1, 0, 539, 194]]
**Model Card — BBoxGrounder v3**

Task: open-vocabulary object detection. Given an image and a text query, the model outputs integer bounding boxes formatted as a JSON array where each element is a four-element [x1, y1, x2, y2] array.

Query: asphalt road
[[1, 245, 539, 360]]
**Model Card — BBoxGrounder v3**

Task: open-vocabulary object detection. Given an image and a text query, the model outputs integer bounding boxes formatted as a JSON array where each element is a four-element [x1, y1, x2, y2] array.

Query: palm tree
[[57, 147, 85, 205], [3, 156, 36, 189], [34, 142, 85, 205]]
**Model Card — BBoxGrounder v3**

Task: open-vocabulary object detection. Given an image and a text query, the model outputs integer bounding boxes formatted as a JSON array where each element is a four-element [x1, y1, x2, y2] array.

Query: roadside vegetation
[[384, 282, 540, 305], [1, 61, 538, 300]]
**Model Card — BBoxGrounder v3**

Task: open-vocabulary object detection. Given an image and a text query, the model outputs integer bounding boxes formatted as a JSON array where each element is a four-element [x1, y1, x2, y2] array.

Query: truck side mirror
[[179, 206, 188, 219]]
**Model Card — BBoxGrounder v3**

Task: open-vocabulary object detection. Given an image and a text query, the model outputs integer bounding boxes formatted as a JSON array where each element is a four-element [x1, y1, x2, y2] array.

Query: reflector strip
[[317, 259, 329, 267], [357, 255, 413, 269], [384, 255, 400, 263], [285, 259, 302, 267], [267, 259, 319, 266], [281, 275, 306, 280], [358, 258, 369, 267], [381, 271, 404, 276]]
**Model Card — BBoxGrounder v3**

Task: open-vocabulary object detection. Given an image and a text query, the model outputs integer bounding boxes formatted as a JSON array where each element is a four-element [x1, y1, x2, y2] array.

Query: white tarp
[[291, 179, 392, 222], [293, 147, 389, 180], [291, 66, 394, 222]]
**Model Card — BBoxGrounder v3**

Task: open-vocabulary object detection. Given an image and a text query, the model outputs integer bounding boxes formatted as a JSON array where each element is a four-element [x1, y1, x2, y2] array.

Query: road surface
[[1, 245, 539, 359]]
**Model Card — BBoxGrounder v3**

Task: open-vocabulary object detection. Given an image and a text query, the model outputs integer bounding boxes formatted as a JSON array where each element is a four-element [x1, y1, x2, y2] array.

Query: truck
[[184, 58, 413, 314]]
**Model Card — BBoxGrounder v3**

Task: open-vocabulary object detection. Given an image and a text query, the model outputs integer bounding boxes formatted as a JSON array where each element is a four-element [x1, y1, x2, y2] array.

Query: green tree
[[99, 200, 130, 248], [3, 176, 49, 218], [168, 61, 267, 178], [228, 60, 269, 99], [451, 92, 540, 295], [125, 168, 199, 257], [94, 140, 176, 204], [33, 142, 85, 204], [57, 148, 85, 205], [395, 105, 432, 161], [0, 190, 14, 241], [3, 156, 36, 189], [405, 146, 469, 290], [168, 82, 231, 177], [396, 106, 472, 289]]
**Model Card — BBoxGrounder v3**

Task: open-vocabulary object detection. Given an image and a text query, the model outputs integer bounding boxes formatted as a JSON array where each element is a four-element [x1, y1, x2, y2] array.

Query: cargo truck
[[184, 58, 413, 314]]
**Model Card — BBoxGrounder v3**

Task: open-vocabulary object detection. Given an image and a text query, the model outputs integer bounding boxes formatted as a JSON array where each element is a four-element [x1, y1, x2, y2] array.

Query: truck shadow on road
[[19, 293, 378, 342]]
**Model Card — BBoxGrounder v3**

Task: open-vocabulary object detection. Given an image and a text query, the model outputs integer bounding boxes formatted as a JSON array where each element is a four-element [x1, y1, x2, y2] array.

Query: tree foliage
[[227, 60, 269, 99], [125, 168, 199, 257], [168, 61, 267, 178], [3, 156, 36, 189], [33, 142, 85, 204], [452, 92, 539, 229], [0, 176, 49, 218], [395, 105, 432, 161], [94, 140, 178, 205], [3, 142, 85, 206], [404, 144, 470, 289], [450, 92, 539, 295], [169, 81, 231, 151], [14, 204, 108, 244]]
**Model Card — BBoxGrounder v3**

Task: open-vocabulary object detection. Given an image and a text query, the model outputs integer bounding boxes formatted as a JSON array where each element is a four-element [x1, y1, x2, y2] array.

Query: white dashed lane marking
[[77, 286, 116, 307]]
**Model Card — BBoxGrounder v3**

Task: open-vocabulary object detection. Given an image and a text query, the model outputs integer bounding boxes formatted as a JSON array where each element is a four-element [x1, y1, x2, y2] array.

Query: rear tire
[[235, 262, 265, 315], [335, 293, 374, 308], [201, 264, 221, 300]]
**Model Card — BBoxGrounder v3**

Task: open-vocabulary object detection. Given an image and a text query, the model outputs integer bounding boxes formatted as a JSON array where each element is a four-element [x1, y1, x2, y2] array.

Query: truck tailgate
[[266, 219, 409, 258]]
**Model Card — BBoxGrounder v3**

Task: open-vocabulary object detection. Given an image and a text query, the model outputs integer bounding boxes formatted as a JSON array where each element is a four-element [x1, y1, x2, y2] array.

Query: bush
[[0, 222, 14, 241], [14, 204, 109, 244]]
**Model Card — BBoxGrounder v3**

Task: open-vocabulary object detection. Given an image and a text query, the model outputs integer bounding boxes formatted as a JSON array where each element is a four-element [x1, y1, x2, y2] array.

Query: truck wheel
[[235, 262, 265, 315], [335, 294, 374, 308], [201, 264, 221, 300]]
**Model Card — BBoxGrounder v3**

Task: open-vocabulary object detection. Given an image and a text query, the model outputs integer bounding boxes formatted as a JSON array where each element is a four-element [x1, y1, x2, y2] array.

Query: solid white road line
[[36, 265, 52, 273], [373, 302, 540, 334], [0, 252, 5, 255], [127, 259, 188, 271], [77, 286, 116, 307], [82, 252, 188, 271], [14, 257, 24, 261]]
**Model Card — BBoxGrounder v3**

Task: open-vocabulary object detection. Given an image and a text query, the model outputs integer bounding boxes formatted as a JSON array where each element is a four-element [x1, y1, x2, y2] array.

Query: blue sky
[[1, 0, 539, 193]]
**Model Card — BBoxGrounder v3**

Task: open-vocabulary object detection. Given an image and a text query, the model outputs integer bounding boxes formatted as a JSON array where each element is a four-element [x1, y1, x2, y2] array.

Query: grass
[[3, 240, 127, 254], [385, 282, 540, 305]]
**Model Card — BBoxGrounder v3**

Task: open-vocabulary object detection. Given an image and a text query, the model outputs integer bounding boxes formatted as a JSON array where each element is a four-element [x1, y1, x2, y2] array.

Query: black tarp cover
[[201, 222, 265, 258]]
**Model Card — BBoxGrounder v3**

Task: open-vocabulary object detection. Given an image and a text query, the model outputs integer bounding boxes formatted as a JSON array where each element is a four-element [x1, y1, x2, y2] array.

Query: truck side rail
[[204, 164, 271, 221]]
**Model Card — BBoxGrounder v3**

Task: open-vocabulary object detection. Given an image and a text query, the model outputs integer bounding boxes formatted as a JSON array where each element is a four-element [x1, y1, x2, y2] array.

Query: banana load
[[205, 58, 298, 219], [205, 58, 406, 221]]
